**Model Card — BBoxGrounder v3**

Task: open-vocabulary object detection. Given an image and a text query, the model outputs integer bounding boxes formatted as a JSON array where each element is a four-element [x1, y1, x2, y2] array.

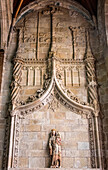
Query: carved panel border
[[88, 116, 97, 168], [12, 115, 20, 168]]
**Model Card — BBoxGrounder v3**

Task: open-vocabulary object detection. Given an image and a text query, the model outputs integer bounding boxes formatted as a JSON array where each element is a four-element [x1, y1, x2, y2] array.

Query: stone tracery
[[2, 1, 104, 169]]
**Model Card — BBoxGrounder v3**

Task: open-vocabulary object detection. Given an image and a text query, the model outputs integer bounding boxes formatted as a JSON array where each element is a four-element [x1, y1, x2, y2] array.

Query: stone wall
[[0, 0, 108, 170], [105, 0, 108, 43], [0, 50, 4, 90], [5, 2, 101, 169], [0, 50, 5, 169], [15, 6, 98, 104], [96, 0, 108, 168], [18, 102, 90, 168], [8, 169, 100, 170]]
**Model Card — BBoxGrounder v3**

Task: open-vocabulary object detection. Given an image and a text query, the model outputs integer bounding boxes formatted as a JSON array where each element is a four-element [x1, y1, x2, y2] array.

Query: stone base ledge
[[8, 168, 100, 170]]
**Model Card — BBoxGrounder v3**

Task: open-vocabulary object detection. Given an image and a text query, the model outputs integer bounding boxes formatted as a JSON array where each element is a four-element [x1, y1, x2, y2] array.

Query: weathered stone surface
[[74, 158, 88, 168], [9, 168, 101, 170], [19, 157, 29, 168], [29, 158, 45, 168], [0, 0, 108, 169], [65, 150, 90, 158], [66, 111, 81, 120], [23, 125, 41, 132], [78, 142, 89, 150], [18, 103, 90, 168], [62, 158, 74, 168]]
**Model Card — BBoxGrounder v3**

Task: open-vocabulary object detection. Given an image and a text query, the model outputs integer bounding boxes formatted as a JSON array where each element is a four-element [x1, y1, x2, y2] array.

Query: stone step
[[8, 168, 100, 170]]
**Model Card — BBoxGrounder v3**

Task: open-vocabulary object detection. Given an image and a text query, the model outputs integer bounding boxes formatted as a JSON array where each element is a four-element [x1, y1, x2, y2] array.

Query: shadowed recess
[[13, 0, 97, 18]]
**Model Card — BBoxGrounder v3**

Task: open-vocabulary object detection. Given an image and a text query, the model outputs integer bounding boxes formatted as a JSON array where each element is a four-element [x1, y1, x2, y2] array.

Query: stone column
[[1, 29, 19, 170], [11, 58, 23, 109], [85, 30, 103, 168]]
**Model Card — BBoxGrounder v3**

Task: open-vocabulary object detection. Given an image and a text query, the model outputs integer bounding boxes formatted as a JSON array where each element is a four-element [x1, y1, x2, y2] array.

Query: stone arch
[[1, 0, 106, 169], [15, 0, 95, 28], [6, 64, 100, 169]]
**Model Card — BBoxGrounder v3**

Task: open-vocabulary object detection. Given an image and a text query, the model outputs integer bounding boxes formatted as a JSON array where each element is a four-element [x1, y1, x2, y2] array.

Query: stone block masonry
[[18, 102, 90, 169], [0, 0, 108, 169]]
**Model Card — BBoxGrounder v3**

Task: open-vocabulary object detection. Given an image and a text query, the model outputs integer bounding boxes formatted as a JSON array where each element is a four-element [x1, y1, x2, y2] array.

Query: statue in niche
[[49, 129, 61, 168]]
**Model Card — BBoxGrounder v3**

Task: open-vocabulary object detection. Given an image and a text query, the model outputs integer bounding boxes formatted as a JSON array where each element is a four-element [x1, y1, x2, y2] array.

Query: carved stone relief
[[85, 30, 100, 116], [49, 129, 61, 168], [3, 1, 103, 169]]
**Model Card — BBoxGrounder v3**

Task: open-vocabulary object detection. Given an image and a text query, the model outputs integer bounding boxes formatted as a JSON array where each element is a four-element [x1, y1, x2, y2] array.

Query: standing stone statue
[[49, 129, 61, 168], [55, 132, 61, 168]]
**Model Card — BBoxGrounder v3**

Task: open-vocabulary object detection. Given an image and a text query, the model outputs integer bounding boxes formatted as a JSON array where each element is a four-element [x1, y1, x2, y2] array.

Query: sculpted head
[[56, 131, 61, 138], [51, 129, 56, 136]]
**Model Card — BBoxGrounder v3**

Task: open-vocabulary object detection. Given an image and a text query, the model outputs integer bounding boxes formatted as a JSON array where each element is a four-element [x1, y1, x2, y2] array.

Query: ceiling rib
[[13, 0, 97, 18], [15, 0, 24, 18]]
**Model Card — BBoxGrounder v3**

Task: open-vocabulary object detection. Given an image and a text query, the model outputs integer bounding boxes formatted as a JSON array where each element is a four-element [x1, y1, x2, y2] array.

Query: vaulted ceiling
[[13, 0, 97, 18]]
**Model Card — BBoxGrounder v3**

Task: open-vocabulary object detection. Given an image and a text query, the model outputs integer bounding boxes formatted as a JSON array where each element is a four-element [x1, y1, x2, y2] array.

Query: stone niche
[[6, 1, 102, 170], [15, 3, 98, 103], [18, 101, 90, 169]]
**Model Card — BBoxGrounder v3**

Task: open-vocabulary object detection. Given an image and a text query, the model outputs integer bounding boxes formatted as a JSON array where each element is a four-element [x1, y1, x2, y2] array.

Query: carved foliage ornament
[[6, 10, 102, 170], [10, 50, 95, 118]]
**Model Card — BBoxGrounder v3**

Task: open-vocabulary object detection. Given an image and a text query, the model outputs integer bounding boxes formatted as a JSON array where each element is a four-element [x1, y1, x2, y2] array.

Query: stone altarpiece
[[2, 0, 104, 169]]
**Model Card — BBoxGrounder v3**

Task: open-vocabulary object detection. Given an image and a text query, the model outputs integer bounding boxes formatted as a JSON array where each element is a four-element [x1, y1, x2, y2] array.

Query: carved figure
[[49, 129, 57, 168], [55, 132, 61, 168], [49, 129, 61, 168]]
